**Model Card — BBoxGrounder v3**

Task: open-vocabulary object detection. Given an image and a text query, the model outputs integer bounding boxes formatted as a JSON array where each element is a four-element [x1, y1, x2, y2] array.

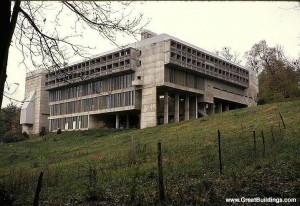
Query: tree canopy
[[0, 103, 22, 140], [245, 40, 300, 104]]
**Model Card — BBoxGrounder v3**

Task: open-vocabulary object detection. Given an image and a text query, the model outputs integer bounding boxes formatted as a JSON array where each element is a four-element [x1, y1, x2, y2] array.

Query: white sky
[[3, 1, 300, 108]]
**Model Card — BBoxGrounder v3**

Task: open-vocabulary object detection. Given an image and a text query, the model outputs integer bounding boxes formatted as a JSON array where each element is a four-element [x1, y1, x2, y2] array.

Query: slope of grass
[[0, 101, 300, 205]]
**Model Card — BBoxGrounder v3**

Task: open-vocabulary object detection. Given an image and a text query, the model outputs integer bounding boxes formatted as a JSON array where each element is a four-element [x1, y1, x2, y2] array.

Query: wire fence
[[1, 116, 298, 205]]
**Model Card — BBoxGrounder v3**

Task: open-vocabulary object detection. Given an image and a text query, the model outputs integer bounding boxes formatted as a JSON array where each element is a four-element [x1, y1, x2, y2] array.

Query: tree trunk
[[0, 0, 11, 109], [0, 0, 20, 109]]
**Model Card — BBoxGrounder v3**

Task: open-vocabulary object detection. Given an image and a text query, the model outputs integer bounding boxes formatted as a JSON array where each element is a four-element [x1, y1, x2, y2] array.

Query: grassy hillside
[[0, 101, 300, 205]]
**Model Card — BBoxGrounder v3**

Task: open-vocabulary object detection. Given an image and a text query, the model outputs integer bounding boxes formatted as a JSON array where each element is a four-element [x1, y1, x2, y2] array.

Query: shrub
[[97, 121, 106, 130], [86, 121, 114, 137], [22, 132, 29, 139], [39, 131, 45, 137], [56, 128, 62, 135], [39, 127, 46, 136], [0, 131, 28, 143]]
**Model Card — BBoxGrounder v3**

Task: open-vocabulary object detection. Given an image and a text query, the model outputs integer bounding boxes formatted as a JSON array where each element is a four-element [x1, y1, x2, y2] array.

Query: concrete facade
[[21, 31, 258, 133], [20, 69, 49, 134]]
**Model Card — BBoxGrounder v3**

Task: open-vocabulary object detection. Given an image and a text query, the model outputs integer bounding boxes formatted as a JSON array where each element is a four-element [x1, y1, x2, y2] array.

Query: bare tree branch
[[1, 1, 148, 107], [215, 46, 242, 64]]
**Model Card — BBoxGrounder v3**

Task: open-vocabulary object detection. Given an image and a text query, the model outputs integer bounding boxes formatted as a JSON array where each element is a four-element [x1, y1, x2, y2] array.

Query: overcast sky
[[3, 1, 300, 108]]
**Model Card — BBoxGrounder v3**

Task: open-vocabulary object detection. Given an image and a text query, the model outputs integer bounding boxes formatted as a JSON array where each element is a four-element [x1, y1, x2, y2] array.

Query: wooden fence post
[[253, 131, 256, 156], [33, 172, 44, 206], [279, 121, 282, 133], [261, 130, 265, 156], [217, 130, 223, 174], [279, 112, 286, 129], [271, 126, 275, 144], [157, 142, 165, 201]]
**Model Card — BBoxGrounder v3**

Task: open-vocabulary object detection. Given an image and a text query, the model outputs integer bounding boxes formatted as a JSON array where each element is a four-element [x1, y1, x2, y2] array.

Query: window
[[125, 49, 130, 55], [177, 43, 181, 50], [171, 41, 176, 47]]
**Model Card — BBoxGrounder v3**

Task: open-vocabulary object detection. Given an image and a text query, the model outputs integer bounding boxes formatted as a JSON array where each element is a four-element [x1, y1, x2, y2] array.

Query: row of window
[[50, 91, 135, 116], [170, 52, 248, 76], [50, 115, 88, 131], [45, 59, 133, 87], [46, 48, 134, 78], [170, 53, 249, 85], [49, 73, 134, 102], [170, 40, 248, 76], [165, 67, 205, 90]]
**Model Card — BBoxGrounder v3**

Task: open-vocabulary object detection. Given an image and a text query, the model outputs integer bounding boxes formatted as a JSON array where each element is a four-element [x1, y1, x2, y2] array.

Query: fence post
[[253, 131, 256, 156], [261, 130, 265, 156], [271, 126, 275, 144], [33, 172, 44, 206], [279, 121, 282, 133], [157, 142, 165, 201], [279, 112, 286, 129], [217, 130, 223, 174]]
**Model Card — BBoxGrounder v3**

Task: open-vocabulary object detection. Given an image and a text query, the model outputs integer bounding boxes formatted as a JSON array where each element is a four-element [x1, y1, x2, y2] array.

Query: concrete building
[[21, 31, 258, 134], [20, 69, 49, 134]]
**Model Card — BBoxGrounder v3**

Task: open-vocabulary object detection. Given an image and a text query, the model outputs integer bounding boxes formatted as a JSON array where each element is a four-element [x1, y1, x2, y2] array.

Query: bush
[[97, 121, 106, 130], [56, 128, 62, 135], [39, 127, 46, 136], [39, 131, 45, 137], [0, 131, 28, 143], [22, 132, 29, 139]]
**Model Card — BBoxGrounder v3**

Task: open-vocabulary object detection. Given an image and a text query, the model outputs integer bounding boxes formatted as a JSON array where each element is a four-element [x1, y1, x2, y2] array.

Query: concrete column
[[126, 114, 129, 129], [225, 104, 230, 112], [189, 96, 196, 119], [49, 121, 52, 132], [185, 95, 189, 120], [116, 113, 119, 129], [164, 91, 169, 124], [217, 103, 222, 113], [138, 114, 141, 129], [195, 95, 198, 119], [140, 87, 156, 129], [175, 93, 179, 123]]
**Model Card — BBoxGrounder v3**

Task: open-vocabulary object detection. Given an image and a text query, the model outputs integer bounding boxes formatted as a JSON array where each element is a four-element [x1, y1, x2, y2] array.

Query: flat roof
[[129, 33, 251, 72], [27, 32, 254, 75]]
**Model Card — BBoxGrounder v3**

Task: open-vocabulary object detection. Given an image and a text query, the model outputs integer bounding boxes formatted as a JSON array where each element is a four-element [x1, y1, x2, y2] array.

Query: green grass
[[0, 101, 300, 205]]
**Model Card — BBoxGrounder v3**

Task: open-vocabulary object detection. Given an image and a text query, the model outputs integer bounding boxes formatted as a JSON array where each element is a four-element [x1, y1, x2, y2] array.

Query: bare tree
[[245, 40, 300, 102], [0, 0, 148, 108], [244, 40, 268, 75], [275, 45, 300, 71], [215, 46, 242, 64], [245, 40, 300, 74]]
